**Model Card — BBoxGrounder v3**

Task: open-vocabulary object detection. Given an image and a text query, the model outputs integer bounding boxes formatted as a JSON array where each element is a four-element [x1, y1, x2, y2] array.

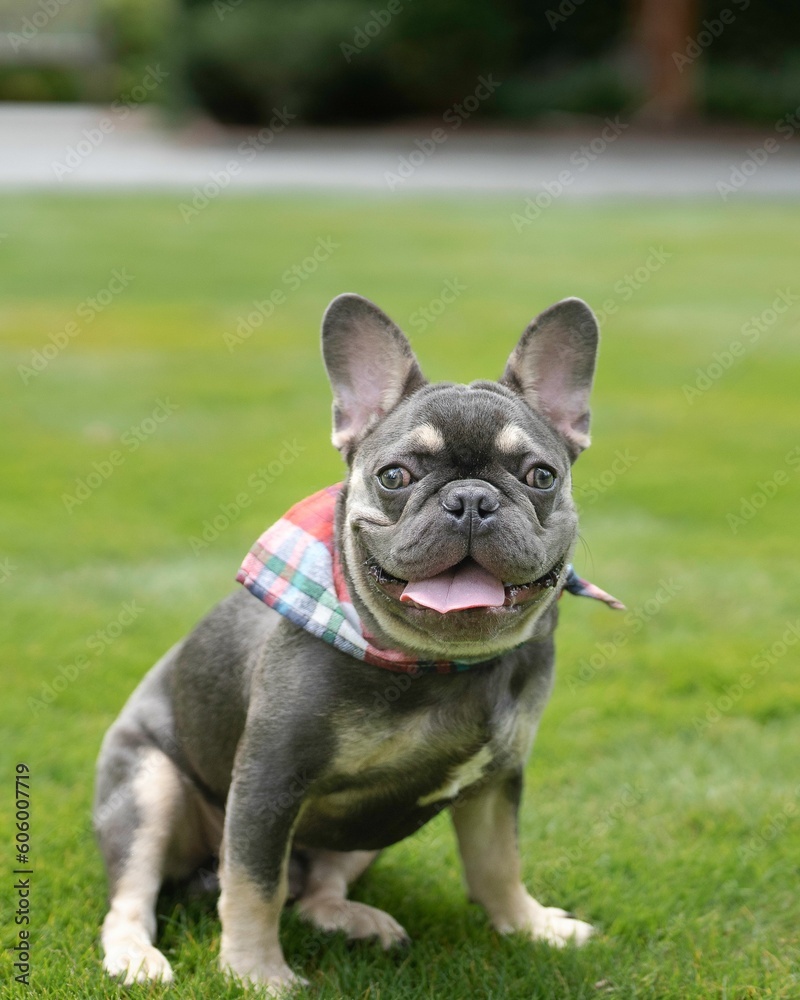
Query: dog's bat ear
[[501, 297, 599, 460], [321, 294, 427, 461]]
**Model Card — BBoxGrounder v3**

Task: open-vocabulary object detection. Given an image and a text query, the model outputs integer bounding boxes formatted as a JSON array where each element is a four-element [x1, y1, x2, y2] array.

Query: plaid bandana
[[236, 483, 623, 675]]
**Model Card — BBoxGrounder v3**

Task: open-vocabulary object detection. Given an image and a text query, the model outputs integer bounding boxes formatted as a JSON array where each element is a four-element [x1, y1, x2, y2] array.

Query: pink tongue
[[400, 559, 506, 613]]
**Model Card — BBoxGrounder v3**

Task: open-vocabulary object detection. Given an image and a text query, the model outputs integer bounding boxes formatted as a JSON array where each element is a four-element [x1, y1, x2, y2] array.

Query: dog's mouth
[[366, 557, 564, 614]]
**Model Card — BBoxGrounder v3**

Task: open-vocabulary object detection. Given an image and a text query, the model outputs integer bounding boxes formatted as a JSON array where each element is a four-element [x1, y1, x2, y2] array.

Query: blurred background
[[0, 0, 798, 126], [2, 3, 799, 998]]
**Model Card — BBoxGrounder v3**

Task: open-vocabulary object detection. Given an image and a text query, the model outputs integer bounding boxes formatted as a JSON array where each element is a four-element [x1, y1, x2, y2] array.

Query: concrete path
[[1, 103, 799, 197]]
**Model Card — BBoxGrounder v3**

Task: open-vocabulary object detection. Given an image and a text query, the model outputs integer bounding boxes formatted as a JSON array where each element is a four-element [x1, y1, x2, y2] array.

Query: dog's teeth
[[367, 560, 405, 586]]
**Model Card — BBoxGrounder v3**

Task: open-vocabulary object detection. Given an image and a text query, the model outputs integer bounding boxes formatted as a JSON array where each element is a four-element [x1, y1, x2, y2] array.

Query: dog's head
[[321, 293, 598, 661]]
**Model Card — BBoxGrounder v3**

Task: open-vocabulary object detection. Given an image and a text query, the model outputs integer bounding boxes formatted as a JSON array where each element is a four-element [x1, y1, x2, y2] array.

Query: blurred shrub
[[0, 67, 79, 102], [496, 58, 634, 122], [99, 0, 176, 97], [704, 57, 800, 125], [173, 0, 800, 126], [175, 0, 530, 124], [0, 0, 798, 126], [0, 0, 174, 103]]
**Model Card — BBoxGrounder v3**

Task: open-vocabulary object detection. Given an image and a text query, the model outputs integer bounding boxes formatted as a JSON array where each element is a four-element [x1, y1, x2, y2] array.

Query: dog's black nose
[[441, 481, 500, 533]]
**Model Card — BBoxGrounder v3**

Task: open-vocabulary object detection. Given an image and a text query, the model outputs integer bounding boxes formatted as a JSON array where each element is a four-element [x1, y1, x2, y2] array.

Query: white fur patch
[[417, 745, 494, 806], [404, 422, 445, 453], [495, 423, 534, 454]]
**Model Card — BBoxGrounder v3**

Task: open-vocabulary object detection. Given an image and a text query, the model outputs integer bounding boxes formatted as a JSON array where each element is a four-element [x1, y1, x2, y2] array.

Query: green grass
[[1, 193, 799, 999]]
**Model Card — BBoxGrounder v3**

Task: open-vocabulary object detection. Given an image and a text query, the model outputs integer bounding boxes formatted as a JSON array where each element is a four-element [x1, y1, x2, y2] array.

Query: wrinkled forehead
[[363, 381, 568, 465]]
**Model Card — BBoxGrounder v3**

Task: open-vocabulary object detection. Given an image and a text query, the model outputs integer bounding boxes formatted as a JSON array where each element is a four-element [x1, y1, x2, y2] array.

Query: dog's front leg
[[218, 746, 309, 996], [451, 774, 593, 947]]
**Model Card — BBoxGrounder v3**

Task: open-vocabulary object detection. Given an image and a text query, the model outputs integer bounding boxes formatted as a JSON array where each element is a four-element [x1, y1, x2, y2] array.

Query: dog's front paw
[[297, 894, 410, 950], [525, 904, 594, 947], [103, 938, 174, 984], [221, 954, 308, 997], [491, 892, 594, 947]]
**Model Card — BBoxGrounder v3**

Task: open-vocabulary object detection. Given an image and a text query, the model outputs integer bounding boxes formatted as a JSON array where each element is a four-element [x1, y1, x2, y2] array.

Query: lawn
[[1, 192, 798, 999]]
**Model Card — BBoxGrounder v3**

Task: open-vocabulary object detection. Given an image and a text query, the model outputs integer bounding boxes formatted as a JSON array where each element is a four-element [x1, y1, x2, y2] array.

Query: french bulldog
[[94, 293, 611, 994]]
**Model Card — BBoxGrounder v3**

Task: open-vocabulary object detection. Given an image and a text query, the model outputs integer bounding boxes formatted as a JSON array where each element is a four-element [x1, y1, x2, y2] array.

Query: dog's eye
[[377, 466, 412, 491], [525, 466, 556, 491]]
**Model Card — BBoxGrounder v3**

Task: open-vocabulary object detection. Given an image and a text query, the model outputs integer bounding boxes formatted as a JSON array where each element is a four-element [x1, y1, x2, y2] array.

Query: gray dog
[[95, 293, 620, 993]]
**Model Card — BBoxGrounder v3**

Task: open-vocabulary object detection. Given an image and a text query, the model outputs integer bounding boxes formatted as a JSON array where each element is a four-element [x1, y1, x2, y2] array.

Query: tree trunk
[[631, 0, 700, 124]]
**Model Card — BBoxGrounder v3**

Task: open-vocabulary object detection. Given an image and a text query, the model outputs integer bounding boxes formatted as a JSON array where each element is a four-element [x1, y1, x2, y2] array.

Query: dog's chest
[[293, 696, 540, 851], [333, 711, 520, 798]]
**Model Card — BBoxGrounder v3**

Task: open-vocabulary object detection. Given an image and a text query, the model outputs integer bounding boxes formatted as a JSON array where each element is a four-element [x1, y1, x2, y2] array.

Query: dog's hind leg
[[295, 849, 409, 948], [94, 741, 216, 984]]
